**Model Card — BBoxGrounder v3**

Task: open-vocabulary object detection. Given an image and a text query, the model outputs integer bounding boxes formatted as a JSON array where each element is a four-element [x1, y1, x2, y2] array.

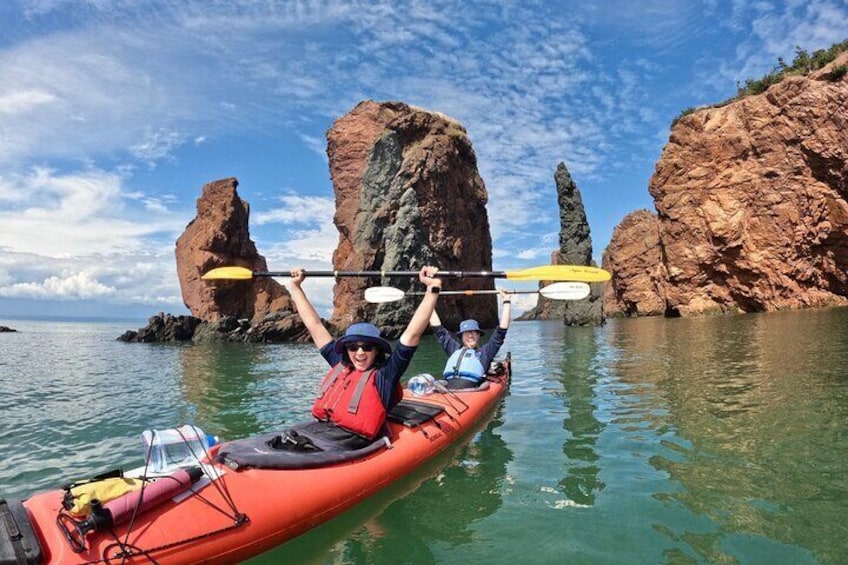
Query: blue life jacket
[[443, 348, 485, 383]]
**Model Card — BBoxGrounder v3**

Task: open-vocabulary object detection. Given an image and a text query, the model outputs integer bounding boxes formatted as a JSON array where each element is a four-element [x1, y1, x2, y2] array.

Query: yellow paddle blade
[[505, 265, 611, 282], [201, 266, 254, 280]]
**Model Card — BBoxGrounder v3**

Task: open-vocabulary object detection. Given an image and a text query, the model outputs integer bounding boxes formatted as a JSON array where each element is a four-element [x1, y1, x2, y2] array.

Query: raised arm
[[289, 267, 333, 350], [400, 266, 442, 347], [429, 309, 443, 328], [498, 288, 512, 330]]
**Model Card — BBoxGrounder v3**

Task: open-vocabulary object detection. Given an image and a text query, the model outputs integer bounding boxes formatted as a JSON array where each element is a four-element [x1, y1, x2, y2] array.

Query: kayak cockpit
[[215, 399, 446, 471]]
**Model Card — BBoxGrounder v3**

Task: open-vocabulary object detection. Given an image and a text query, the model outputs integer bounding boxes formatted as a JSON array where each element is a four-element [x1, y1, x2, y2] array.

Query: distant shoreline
[[0, 314, 147, 325]]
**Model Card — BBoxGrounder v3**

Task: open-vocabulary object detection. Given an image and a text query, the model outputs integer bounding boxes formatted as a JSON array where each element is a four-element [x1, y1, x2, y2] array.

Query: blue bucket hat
[[334, 322, 393, 355], [457, 319, 485, 337]]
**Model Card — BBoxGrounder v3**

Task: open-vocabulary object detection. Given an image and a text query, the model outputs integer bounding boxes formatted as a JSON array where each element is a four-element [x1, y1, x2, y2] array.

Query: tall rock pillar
[[520, 162, 603, 325], [326, 100, 496, 335]]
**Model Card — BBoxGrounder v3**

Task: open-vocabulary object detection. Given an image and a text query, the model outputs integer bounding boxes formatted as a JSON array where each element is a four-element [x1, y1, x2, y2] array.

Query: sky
[[1, 0, 847, 321]]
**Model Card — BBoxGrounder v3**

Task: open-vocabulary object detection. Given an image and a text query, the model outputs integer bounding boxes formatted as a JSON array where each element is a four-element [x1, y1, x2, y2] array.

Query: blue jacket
[[432, 325, 507, 377]]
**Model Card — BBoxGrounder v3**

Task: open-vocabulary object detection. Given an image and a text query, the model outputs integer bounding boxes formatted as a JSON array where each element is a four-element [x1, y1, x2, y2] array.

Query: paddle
[[364, 282, 592, 303], [201, 265, 611, 282]]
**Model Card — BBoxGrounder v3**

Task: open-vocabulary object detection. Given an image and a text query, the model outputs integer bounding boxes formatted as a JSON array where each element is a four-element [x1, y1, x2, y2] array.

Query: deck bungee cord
[[55, 427, 249, 564]]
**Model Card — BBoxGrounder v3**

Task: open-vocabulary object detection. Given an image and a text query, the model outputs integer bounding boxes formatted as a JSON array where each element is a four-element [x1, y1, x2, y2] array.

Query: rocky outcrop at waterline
[[164, 177, 311, 342], [117, 313, 202, 342], [327, 100, 497, 335], [117, 312, 312, 343], [603, 52, 848, 317], [518, 162, 603, 326], [0, 326, 17, 332]]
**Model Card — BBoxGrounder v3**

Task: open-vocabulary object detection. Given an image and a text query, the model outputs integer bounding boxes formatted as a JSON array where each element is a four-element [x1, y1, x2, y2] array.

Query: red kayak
[[2, 356, 510, 564]]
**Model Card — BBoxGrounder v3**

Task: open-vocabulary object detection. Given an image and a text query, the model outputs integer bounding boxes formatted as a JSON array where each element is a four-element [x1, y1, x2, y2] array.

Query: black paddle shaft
[[259, 270, 507, 278]]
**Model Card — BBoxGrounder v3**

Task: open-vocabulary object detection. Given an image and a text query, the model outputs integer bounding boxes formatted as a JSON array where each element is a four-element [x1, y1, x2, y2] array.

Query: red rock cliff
[[326, 100, 496, 335], [602, 210, 667, 316], [604, 53, 848, 316], [175, 178, 293, 322]]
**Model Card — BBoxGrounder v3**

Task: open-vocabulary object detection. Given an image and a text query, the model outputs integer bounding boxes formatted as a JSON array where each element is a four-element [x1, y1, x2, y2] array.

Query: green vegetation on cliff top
[[672, 39, 848, 127]]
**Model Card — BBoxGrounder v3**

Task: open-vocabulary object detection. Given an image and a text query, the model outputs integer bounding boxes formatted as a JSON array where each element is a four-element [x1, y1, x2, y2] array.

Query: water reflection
[[557, 327, 605, 505], [177, 342, 326, 440], [177, 343, 265, 439], [606, 309, 848, 563], [372, 407, 512, 550], [329, 405, 511, 563]]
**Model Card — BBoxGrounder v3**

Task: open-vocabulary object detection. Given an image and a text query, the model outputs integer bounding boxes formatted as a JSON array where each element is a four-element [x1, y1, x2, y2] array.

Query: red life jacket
[[311, 364, 395, 439]]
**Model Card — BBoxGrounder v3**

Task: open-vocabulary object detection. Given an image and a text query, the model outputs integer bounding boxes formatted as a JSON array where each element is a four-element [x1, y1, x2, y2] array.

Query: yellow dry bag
[[63, 477, 147, 517]]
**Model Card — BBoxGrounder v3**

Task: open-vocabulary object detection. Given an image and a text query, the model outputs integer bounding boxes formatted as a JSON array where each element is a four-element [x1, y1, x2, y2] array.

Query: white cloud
[[0, 168, 183, 257], [0, 37, 159, 164], [508, 292, 540, 316], [0, 249, 186, 310], [140, 198, 171, 214], [1, 1, 626, 245], [252, 195, 340, 316], [130, 128, 186, 166], [261, 231, 339, 319], [263, 222, 339, 266], [516, 248, 546, 261], [721, 0, 848, 85], [0, 163, 189, 313], [255, 195, 335, 226], [0, 89, 57, 114], [0, 271, 114, 299], [299, 134, 328, 160]]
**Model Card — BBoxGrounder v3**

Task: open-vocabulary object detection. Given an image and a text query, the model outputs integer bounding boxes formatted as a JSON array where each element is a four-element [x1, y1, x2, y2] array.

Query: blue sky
[[1, 0, 846, 320]]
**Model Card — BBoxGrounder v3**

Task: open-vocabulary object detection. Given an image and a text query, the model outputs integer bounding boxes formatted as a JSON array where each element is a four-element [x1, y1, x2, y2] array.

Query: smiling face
[[461, 331, 481, 349], [345, 342, 379, 371]]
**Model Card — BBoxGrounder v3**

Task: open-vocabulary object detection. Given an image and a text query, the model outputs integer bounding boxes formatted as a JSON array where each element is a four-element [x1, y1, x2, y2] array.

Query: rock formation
[[604, 52, 848, 316], [117, 312, 201, 342], [175, 178, 293, 323], [601, 210, 667, 316], [148, 177, 311, 343], [118, 311, 311, 343], [519, 162, 603, 325], [326, 100, 496, 335]]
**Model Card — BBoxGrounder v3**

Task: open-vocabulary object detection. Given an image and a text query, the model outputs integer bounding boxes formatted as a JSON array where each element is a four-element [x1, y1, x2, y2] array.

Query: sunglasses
[[345, 343, 376, 352]]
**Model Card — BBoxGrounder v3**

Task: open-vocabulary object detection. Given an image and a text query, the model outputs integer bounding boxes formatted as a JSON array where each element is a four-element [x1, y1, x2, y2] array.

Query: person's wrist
[[428, 286, 441, 294]]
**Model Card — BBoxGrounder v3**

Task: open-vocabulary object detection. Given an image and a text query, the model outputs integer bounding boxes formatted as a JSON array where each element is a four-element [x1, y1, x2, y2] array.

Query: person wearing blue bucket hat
[[288, 265, 442, 446], [333, 322, 393, 358], [429, 289, 512, 390], [457, 319, 485, 336]]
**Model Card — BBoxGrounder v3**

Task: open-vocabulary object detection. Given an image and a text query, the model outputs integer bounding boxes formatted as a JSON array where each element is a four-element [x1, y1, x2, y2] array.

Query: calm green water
[[2, 310, 847, 564]]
